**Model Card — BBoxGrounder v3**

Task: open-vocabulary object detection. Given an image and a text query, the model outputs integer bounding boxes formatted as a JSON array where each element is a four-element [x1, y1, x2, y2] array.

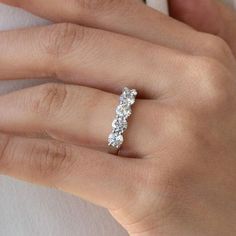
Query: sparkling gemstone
[[112, 117, 128, 133], [108, 133, 124, 148], [116, 104, 132, 118], [120, 87, 137, 105]]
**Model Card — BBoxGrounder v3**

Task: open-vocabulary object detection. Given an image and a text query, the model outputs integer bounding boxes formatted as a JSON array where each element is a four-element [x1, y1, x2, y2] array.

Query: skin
[[0, 0, 236, 235]]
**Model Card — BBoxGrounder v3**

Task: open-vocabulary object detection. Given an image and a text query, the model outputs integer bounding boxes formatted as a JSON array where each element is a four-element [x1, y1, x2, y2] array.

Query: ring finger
[[0, 83, 158, 157]]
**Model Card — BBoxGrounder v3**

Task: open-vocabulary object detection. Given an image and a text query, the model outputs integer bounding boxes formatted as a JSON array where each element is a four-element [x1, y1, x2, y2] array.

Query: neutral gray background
[[0, 0, 235, 235]]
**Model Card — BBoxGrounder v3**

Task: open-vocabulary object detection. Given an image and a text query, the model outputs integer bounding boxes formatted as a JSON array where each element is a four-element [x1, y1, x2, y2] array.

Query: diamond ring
[[108, 87, 137, 154]]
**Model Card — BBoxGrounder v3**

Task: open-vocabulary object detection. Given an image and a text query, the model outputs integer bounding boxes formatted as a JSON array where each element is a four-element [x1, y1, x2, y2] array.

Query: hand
[[0, 0, 236, 235]]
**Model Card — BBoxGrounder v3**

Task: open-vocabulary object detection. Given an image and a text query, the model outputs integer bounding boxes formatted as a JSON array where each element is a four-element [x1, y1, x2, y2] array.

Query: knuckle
[[165, 109, 197, 142], [30, 83, 68, 118], [152, 107, 199, 151], [194, 58, 231, 109], [33, 142, 74, 181], [200, 34, 233, 60], [159, 108, 211, 154], [40, 23, 82, 57]]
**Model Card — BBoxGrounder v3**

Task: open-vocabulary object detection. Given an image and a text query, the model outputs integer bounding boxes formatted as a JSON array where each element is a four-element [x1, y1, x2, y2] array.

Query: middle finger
[[0, 23, 186, 97]]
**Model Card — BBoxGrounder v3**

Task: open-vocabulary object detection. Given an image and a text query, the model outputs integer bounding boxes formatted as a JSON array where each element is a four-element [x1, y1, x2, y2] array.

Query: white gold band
[[108, 87, 137, 154]]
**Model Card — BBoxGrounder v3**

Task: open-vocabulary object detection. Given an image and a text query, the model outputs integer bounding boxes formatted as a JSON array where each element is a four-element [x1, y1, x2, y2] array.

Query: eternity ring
[[108, 87, 138, 154]]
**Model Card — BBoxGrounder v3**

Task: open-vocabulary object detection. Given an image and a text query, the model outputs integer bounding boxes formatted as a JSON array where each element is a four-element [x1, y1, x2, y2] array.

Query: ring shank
[[108, 146, 119, 155]]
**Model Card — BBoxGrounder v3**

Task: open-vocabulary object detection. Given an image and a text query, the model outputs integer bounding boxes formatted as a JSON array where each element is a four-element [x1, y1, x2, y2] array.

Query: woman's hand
[[0, 0, 236, 235]]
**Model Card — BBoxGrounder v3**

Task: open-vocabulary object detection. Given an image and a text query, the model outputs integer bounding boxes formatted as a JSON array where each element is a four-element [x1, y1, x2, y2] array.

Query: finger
[[0, 133, 139, 209], [0, 83, 157, 157], [0, 23, 189, 97], [0, 0, 226, 58], [169, 0, 236, 56]]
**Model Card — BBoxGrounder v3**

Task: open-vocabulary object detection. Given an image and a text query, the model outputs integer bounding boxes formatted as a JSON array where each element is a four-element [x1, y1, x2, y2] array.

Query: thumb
[[168, 0, 236, 56]]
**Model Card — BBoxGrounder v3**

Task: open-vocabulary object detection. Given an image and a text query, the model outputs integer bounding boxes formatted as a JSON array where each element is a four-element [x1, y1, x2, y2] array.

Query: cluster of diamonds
[[108, 87, 138, 149]]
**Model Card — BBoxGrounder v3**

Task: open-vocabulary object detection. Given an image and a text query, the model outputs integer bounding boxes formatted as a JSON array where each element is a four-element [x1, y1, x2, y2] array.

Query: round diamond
[[112, 117, 128, 133], [108, 87, 137, 152], [116, 104, 131, 118], [130, 89, 138, 96], [108, 133, 124, 148], [120, 87, 137, 105]]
